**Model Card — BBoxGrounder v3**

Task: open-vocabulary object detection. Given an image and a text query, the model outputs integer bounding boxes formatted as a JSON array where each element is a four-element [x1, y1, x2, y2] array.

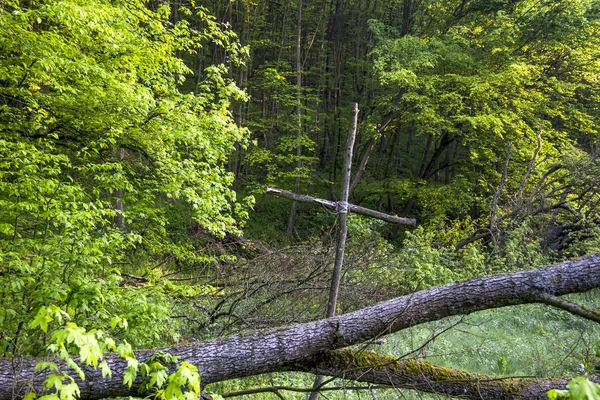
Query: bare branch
[[349, 111, 397, 195], [535, 292, 600, 324], [490, 142, 513, 231], [517, 125, 543, 202], [265, 188, 416, 225]]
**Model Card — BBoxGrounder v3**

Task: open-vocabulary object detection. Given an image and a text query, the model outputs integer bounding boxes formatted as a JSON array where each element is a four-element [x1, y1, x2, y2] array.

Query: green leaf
[[30, 306, 53, 333], [38, 395, 60, 400], [44, 374, 64, 390], [99, 360, 112, 379], [23, 392, 37, 400], [65, 358, 85, 381], [567, 377, 600, 400], [547, 389, 570, 400], [123, 366, 137, 389], [35, 361, 59, 372], [58, 380, 80, 400]]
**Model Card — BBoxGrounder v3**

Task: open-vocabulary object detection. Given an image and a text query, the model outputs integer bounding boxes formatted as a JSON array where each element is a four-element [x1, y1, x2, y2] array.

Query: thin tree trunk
[[444, 139, 456, 184], [401, 0, 415, 36], [286, 0, 303, 237], [113, 147, 126, 231], [422, 132, 454, 180], [517, 124, 543, 203], [349, 111, 397, 195], [406, 120, 414, 155], [418, 134, 433, 178], [490, 142, 513, 231]]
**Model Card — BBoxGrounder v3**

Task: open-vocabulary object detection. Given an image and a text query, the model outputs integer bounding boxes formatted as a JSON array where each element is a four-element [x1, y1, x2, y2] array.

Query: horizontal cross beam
[[266, 187, 416, 226]]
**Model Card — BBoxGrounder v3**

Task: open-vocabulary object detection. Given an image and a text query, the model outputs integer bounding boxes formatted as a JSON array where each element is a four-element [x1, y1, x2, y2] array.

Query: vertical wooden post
[[326, 102, 358, 317], [308, 102, 358, 400], [269, 103, 412, 400]]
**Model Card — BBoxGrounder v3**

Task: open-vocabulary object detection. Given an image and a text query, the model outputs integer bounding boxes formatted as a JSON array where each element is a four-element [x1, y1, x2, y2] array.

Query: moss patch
[[320, 349, 532, 394]]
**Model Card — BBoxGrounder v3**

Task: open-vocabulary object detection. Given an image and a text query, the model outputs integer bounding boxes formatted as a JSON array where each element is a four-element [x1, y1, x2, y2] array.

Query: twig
[[528, 164, 563, 202], [120, 272, 148, 282], [517, 124, 543, 202], [349, 110, 397, 195], [535, 293, 600, 324], [490, 142, 513, 231], [398, 316, 466, 360]]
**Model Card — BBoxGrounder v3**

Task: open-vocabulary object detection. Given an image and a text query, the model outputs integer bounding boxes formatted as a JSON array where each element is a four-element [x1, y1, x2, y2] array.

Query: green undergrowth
[[386, 299, 600, 379], [206, 291, 600, 399]]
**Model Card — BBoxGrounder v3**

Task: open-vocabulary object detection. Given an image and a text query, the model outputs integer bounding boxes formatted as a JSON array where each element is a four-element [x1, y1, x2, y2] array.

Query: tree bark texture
[[3, 254, 600, 399]]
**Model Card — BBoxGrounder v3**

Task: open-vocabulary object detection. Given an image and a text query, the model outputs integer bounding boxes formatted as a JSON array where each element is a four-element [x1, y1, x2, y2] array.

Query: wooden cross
[[266, 184, 416, 315], [266, 103, 416, 400], [265, 103, 416, 317]]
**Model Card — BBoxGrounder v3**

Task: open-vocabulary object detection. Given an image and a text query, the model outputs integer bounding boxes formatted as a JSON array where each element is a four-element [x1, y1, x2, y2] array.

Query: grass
[[206, 291, 600, 399], [387, 303, 599, 378]]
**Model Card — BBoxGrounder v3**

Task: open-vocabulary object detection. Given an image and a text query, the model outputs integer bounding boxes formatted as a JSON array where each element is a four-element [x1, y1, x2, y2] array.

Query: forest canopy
[[1, 0, 600, 399]]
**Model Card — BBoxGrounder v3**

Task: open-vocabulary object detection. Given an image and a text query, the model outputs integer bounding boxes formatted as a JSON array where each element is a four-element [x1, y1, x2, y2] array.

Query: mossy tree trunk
[[3, 254, 600, 399]]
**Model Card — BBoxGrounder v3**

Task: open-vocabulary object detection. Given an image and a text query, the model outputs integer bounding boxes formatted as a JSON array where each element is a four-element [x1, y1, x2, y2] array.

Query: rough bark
[[3, 254, 600, 399], [223, 349, 588, 399]]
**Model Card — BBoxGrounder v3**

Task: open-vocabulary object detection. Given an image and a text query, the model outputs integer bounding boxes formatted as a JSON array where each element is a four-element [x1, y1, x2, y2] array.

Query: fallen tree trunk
[[2, 254, 600, 399], [294, 349, 585, 399], [222, 349, 587, 399]]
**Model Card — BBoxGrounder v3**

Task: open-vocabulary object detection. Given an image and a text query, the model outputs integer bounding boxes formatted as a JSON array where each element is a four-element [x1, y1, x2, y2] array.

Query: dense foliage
[[0, 0, 250, 360], [213, 0, 600, 251], [1, 0, 600, 399]]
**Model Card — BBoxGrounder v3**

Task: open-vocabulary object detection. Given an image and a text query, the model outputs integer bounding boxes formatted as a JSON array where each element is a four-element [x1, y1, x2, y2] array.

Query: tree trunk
[[348, 110, 396, 195], [286, 0, 303, 237], [112, 147, 126, 231], [296, 349, 582, 400], [4, 254, 600, 399]]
